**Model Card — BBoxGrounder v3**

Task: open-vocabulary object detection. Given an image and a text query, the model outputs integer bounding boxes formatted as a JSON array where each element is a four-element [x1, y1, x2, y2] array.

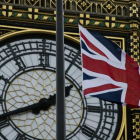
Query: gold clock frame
[[0, 28, 127, 140]]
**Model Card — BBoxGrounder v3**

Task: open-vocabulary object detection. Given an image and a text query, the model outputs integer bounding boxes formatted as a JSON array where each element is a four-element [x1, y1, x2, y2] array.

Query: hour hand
[[32, 95, 56, 114], [65, 85, 73, 97], [31, 85, 73, 114]]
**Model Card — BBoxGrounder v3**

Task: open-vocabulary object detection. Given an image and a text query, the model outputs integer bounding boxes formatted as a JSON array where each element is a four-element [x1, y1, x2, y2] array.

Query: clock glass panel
[[0, 38, 121, 140]]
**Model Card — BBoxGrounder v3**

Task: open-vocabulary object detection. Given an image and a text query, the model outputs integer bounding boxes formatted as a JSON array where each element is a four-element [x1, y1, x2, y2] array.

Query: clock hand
[[32, 85, 73, 114], [0, 85, 73, 118], [65, 85, 73, 97], [0, 98, 52, 119], [39, 85, 73, 106]]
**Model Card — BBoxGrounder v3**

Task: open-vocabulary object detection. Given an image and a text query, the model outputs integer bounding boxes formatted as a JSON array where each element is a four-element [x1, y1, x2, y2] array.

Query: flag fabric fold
[[79, 25, 140, 107]]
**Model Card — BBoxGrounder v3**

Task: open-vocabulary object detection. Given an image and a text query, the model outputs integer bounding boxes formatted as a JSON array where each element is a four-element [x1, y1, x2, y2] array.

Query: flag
[[79, 25, 140, 107]]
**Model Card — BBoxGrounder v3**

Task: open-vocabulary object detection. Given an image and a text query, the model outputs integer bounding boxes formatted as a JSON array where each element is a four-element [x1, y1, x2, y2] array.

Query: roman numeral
[[15, 134, 26, 140], [81, 125, 95, 138], [38, 39, 50, 67], [0, 95, 4, 104], [0, 118, 9, 130], [39, 54, 50, 66], [86, 105, 101, 113], [14, 57, 26, 70], [65, 50, 80, 74], [0, 75, 9, 84], [7, 44, 26, 70], [45, 54, 49, 66]]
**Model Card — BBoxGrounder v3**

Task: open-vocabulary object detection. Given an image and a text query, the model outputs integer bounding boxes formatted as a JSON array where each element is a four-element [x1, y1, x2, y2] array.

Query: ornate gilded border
[[0, 28, 127, 139]]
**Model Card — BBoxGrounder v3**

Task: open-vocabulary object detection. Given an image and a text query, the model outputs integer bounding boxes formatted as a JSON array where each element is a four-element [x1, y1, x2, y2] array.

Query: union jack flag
[[79, 25, 140, 107]]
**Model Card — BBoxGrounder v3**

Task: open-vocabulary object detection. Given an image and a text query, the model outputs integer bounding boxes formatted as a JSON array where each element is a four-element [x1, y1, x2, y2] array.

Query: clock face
[[0, 38, 121, 140]]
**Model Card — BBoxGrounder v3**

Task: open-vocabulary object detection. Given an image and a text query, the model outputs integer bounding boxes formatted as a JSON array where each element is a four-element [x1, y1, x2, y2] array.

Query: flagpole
[[56, 0, 65, 139]]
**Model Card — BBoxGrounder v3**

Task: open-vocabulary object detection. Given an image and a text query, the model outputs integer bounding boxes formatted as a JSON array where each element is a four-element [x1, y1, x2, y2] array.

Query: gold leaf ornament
[[27, 0, 39, 6], [3, 0, 11, 3], [77, 0, 91, 12]]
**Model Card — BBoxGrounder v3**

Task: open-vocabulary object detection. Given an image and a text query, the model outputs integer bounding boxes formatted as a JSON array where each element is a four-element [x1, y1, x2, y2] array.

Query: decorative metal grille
[[0, 0, 129, 16]]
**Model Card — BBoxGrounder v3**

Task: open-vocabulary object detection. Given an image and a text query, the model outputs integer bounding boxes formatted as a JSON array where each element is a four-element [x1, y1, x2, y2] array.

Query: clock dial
[[5, 70, 83, 139], [0, 38, 121, 140]]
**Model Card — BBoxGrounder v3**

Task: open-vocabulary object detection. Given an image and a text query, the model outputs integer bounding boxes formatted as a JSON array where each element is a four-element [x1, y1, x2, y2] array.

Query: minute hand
[[0, 99, 50, 119], [0, 85, 73, 119]]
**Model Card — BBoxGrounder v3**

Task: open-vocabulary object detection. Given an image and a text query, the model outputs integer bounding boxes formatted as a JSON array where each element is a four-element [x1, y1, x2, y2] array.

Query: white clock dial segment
[[0, 38, 121, 140], [6, 70, 83, 139]]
